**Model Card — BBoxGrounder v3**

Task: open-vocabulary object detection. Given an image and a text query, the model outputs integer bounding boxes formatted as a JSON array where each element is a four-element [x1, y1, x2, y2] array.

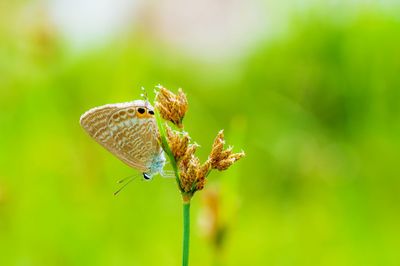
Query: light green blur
[[1, 2, 400, 266]]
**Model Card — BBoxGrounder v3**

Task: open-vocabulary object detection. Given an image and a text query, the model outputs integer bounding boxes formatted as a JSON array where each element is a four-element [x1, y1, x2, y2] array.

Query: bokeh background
[[1, 0, 400, 265]]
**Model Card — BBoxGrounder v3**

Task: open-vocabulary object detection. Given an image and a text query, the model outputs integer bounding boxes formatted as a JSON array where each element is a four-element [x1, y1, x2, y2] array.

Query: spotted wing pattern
[[80, 100, 161, 173]]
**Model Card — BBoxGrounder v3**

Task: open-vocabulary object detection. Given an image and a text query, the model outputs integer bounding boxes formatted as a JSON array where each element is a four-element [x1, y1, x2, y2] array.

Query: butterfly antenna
[[141, 87, 153, 109], [117, 175, 135, 184], [141, 87, 149, 101], [114, 176, 137, 196]]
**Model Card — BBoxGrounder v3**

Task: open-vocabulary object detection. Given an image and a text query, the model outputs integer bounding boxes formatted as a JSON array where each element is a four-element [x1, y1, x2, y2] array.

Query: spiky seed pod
[[219, 146, 233, 161], [179, 171, 191, 193], [180, 143, 199, 171], [155, 86, 188, 128], [209, 130, 225, 168], [180, 156, 200, 192], [208, 130, 245, 171], [195, 161, 212, 191], [165, 124, 190, 162], [229, 151, 245, 162], [176, 132, 190, 160]]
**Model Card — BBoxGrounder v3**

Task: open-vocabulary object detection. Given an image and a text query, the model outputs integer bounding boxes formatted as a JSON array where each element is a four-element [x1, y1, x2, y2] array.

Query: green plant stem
[[154, 109, 191, 265], [182, 196, 191, 266], [155, 112, 182, 191]]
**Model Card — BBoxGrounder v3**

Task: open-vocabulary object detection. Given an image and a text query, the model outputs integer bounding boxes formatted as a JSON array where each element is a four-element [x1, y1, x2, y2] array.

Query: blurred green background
[[1, 1, 400, 265]]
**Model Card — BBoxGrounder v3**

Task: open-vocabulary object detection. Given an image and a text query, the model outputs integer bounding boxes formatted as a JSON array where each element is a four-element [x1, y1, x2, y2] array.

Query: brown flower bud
[[219, 146, 233, 161], [208, 130, 245, 171], [180, 143, 200, 171], [180, 155, 200, 192], [165, 125, 190, 162], [195, 160, 212, 191], [209, 130, 225, 168], [180, 171, 191, 193], [229, 151, 245, 162], [155, 86, 188, 128]]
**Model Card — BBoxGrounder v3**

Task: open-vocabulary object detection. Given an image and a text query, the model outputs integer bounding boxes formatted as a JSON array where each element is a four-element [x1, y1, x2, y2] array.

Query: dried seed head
[[219, 146, 233, 161], [180, 155, 200, 192], [195, 178, 206, 191], [179, 171, 191, 193], [165, 125, 190, 161], [175, 128, 244, 193], [177, 133, 190, 160], [209, 130, 225, 168], [155, 86, 188, 128], [214, 158, 235, 171], [229, 151, 245, 162], [208, 130, 245, 171], [180, 143, 200, 171], [155, 87, 244, 196], [195, 160, 212, 191]]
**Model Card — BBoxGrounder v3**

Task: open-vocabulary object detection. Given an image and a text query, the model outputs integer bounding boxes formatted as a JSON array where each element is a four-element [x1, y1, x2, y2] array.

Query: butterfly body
[[80, 100, 165, 179]]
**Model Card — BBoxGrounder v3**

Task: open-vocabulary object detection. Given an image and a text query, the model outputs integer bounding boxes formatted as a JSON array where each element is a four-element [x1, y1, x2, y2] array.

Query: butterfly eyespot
[[137, 108, 145, 114], [148, 110, 154, 115], [127, 108, 135, 114], [119, 111, 127, 116], [112, 114, 119, 120]]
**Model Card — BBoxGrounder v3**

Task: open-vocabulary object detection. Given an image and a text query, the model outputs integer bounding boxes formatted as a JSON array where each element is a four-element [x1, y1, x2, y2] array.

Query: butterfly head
[[130, 100, 155, 119]]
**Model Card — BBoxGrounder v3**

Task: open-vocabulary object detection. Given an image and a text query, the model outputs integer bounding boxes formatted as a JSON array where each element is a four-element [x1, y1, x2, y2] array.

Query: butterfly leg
[[160, 170, 175, 178]]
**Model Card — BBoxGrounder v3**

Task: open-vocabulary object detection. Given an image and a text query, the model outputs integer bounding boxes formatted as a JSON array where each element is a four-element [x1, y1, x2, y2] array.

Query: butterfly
[[80, 100, 166, 181]]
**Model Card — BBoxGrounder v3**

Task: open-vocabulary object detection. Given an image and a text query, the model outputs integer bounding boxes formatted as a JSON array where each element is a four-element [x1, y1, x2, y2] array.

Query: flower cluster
[[155, 86, 244, 197], [208, 130, 245, 171], [164, 125, 210, 192], [155, 85, 188, 128]]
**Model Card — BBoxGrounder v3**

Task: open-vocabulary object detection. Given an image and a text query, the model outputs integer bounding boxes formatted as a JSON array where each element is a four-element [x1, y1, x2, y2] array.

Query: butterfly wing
[[80, 100, 160, 173]]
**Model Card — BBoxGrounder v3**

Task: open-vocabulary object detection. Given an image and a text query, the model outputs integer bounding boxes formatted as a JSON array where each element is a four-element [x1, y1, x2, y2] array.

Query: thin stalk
[[182, 196, 191, 266], [155, 112, 183, 192], [154, 109, 192, 265]]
